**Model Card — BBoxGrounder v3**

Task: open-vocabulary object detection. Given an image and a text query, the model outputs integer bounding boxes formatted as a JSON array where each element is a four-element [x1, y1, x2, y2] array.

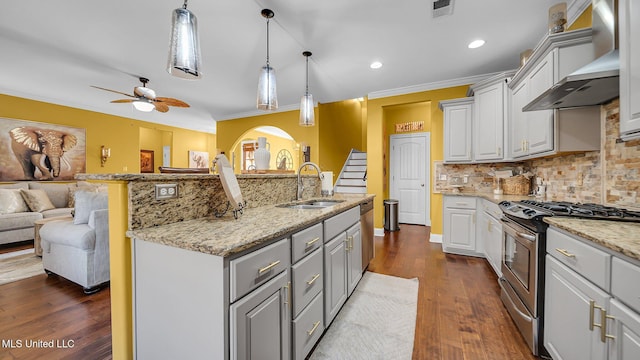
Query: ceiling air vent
[[432, 0, 454, 17]]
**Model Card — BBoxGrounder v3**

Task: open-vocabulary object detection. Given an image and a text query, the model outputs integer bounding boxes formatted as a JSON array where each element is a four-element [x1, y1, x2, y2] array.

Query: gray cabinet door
[[230, 269, 290, 360], [347, 222, 362, 296], [324, 232, 348, 326]]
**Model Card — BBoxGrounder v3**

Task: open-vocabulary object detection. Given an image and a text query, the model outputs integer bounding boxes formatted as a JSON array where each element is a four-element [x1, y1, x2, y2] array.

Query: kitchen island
[[76, 173, 373, 360]]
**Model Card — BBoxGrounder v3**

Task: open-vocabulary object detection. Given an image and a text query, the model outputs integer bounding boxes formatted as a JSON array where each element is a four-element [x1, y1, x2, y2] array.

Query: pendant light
[[257, 9, 277, 110], [167, 0, 202, 79], [299, 51, 315, 126]]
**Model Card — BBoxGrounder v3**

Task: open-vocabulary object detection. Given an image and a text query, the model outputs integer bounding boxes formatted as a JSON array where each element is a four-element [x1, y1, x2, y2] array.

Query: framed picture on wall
[[0, 117, 86, 181], [188, 150, 209, 168], [140, 150, 154, 173]]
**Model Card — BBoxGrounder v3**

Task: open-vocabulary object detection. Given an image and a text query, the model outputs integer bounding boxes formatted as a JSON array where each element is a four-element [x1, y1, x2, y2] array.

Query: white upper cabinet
[[619, 0, 640, 140], [440, 97, 473, 163], [508, 28, 600, 159], [471, 71, 515, 162]]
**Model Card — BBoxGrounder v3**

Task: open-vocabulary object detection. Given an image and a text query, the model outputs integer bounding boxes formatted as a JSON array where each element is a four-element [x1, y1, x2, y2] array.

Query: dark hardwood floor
[[0, 225, 535, 359], [368, 224, 536, 360], [0, 247, 112, 360]]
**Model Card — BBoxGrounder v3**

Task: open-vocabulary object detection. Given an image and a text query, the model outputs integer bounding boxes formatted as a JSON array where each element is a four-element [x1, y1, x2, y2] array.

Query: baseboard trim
[[429, 233, 442, 243], [374, 228, 385, 237]]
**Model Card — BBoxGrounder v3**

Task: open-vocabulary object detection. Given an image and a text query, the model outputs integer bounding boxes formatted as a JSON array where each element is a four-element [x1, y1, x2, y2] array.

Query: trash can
[[383, 199, 400, 232]]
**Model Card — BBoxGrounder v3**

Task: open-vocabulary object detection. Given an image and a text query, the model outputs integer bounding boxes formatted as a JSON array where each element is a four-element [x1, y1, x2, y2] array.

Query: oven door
[[501, 217, 539, 316]]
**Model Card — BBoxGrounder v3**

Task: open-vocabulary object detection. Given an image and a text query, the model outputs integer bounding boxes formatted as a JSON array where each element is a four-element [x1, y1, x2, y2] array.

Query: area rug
[[0, 249, 44, 285], [310, 272, 419, 360]]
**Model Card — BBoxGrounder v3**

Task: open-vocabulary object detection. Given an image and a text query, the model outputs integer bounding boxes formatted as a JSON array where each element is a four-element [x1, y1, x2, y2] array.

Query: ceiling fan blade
[[154, 102, 170, 113], [111, 99, 135, 103], [156, 97, 190, 107], [90, 85, 136, 98]]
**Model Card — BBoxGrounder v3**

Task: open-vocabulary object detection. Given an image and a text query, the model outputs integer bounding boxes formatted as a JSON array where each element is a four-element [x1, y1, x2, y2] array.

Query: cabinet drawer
[[612, 257, 640, 314], [547, 228, 611, 291], [292, 223, 323, 263], [444, 196, 476, 209], [230, 238, 290, 303], [292, 247, 323, 318], [324, 206, 359, 242], [292, 291, 324, 360]]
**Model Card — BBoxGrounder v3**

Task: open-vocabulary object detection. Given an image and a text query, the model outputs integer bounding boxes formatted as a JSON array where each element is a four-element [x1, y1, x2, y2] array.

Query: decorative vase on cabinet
[[254, 136, 271, 170]]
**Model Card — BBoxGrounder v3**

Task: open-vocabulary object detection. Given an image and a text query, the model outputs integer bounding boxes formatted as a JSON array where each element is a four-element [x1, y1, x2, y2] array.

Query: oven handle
[[517, 232, 536, 241], [499, 278, 533, 322]]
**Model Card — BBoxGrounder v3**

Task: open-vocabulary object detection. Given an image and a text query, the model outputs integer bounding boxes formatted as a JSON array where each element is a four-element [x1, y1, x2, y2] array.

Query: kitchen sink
[[276, 199, 345, 209]]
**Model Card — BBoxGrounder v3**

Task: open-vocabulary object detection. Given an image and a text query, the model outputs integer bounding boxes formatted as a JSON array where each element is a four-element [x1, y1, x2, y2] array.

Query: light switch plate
[[155, 184, 178, 200]]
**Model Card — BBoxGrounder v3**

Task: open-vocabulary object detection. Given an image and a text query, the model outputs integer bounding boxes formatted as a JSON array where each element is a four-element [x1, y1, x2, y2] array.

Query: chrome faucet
[[297, 162, 323, 200]]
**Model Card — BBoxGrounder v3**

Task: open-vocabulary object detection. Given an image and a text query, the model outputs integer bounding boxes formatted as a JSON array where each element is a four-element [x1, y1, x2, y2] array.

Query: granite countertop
[[126, 193, 374, 257], [76, 173, 306, 181], [441, 190, 532, 204], [544, 217, 640, 262]]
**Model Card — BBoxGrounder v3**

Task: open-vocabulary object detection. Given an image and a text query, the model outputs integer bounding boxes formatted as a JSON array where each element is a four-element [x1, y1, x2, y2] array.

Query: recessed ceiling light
[[370, 61, 383, 69], [468, 39, 485, 49]]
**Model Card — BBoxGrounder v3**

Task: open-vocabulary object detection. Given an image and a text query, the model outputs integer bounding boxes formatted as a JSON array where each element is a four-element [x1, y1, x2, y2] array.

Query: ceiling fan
[[91, 77, 189, 113]]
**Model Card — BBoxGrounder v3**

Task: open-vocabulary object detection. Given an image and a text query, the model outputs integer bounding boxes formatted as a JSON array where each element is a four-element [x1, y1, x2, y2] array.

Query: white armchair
[[40, 191, 110, 294]]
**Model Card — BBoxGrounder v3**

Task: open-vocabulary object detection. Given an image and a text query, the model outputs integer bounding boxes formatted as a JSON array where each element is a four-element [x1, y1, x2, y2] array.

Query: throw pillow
[[73, 190, 108, 225], [20, 189, 55, 212], [0, 189, 30, 214]]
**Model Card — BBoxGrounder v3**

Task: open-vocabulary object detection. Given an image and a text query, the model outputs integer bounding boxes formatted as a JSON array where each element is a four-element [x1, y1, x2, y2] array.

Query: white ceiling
[[0, 0, 582, 134]]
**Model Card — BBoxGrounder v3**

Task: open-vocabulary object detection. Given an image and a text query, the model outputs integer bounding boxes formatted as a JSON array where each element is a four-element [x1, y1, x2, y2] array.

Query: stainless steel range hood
[[523, 0, 619, 111]]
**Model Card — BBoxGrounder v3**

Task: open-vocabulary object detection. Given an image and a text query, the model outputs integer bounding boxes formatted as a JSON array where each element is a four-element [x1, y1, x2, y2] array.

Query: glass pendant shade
[[257, 65, 278, 110], [167, 6, 202, 79], [299, 93, 315, 126], [257, 9, 277, 110], [133, 100, 155, 112]]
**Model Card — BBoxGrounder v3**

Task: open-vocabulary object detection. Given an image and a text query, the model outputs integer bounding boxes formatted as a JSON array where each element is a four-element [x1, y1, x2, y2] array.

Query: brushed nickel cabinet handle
[[307, 321, 321, 336], [307, 273, 320, 285], [258, 260, 281, 274], [306, 237, 320, 247], [600, 309, 615, 342], [555, 248, 576, 258], [284, 281, 291, 309]]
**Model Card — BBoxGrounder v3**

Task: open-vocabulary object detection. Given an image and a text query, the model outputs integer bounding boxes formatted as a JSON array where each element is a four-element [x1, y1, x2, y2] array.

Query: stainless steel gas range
[[498, 200, 640, 358]]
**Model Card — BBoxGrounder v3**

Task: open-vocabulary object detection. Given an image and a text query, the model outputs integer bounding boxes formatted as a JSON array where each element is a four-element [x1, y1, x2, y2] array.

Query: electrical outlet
[[439, 174, 447, 181], [463, 175, 469, 183], [155, 184, 178, 200]]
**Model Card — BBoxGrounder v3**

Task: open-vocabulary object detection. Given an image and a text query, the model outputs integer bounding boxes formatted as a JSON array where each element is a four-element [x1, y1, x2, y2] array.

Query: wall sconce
[[101, 146, 111, 167]]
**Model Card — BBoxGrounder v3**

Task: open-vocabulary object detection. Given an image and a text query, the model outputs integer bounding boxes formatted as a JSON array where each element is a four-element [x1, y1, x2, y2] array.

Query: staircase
[[334, 149, 367, 194]]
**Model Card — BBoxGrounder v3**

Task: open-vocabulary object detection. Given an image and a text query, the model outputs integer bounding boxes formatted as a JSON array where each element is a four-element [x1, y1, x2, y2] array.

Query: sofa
[[0, 181, 98, 246], [40, 190, 110, 294]]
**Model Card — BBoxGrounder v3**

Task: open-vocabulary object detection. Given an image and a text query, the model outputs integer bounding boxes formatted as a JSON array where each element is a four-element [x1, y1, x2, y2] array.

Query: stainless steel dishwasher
[[360, 199, 374, 272]]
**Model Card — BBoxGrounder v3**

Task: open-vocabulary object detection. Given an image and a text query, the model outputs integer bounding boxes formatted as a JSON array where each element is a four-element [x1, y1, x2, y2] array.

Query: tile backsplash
[[435, 99, 639, 210]]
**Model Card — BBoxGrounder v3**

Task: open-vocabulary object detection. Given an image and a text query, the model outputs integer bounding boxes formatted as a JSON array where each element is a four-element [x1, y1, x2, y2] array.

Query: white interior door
[[390, 133, 430, 226]]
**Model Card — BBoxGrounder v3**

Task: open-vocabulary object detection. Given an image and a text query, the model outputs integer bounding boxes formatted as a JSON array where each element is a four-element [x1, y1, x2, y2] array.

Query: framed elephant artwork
[[0, 118, 86, 181]]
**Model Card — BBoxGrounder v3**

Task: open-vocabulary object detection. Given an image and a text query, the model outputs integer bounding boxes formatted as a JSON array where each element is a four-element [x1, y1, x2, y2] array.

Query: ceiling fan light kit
[[299, 51, 315, 126], [167, 0, 202, 79], [257, 9, 278, 111], [91, 77, 189, 113], [133, 100, 155, 112]]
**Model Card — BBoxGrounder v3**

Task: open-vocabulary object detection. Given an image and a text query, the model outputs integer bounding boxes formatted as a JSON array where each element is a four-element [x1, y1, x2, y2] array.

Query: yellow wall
[[568, 4, 592, 31], [0, 94, 216, 173], [366, 85, 470, 234], [318, 99, 365, 177]]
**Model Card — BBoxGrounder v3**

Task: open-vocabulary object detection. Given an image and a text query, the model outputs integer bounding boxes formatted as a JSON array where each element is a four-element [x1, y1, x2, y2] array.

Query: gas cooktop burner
[[501, 199, 640, 223]]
